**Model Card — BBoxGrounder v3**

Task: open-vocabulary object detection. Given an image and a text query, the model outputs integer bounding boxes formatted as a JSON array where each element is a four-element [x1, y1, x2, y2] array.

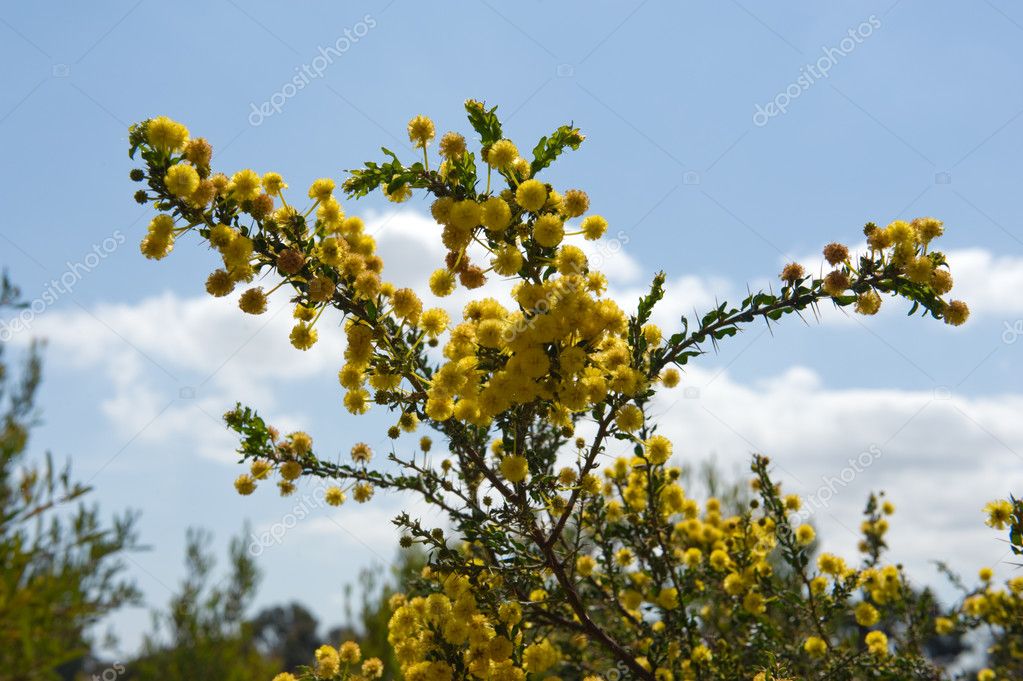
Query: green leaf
[[530, 124, 585, 176], [464, 100, 503, 147]]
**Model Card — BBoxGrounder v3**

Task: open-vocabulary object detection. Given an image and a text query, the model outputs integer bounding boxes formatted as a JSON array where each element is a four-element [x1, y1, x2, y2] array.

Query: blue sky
[[2, 0, 1022, 654]]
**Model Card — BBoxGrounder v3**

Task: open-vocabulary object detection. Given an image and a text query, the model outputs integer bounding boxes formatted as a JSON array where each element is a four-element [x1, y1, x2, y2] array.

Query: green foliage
[[0, 274, 140, 681], [128, 528, 275, 681]]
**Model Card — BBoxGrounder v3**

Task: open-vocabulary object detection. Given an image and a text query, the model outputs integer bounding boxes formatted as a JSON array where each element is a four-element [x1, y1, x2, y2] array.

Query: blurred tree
[[251, 602, 320, 671], [0, 272, 140, 681], [127, 527, 276, 681]]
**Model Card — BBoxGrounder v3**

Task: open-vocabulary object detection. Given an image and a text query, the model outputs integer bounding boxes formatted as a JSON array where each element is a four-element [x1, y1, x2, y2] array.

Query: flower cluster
[[271, 639, 383, 681], [127, 101, 1018, 680]]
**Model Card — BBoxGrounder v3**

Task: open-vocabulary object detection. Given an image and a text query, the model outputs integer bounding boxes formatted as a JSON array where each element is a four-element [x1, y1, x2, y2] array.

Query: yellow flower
[[230, 169, 261, 202], [146, 116, 189, 152], [262, 172, 287, 194], [690, 644, 712, 664], [429, 269, 456, 297], [439, 131, 466, 158], [315, 644, 340, 677], [576, 555, 596, 576], [164, 163, 200, 198], [325, 486, 346, 507], [481, 197, 511, 232], [516, 179, 547, 211], [944, 300, 969, 326], [644, 435, 672, 465], [977, 669, 995, 681], [407, 115, 436, 147], [533, 214, 564, 248], [290, 322, 318, 350], [854, 290, 882, 315], [238, 287, 267, 315], [615, 405, 644, 432], [308, 177, 335, 201], [500, 455, 529, 483], [817, 553, 847, 577], [580, 215, 608, 240], [487, 139, 519, 168], [854, 601, 880, 627], [660, 368, 681, 388], [984, 500, 1013, 529], [795, 524, 816, 545], [234, 474, 256, 495], [935, 617, 954, 635], [803, 636, 827, 657], [865, 630, 888, 657], [419, 308, 450, 338], [339, 640, 361, 663]]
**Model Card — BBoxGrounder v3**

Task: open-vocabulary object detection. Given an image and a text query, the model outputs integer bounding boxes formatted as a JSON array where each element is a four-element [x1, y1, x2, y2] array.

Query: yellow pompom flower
[[644, 435, 672, 465], [803, 636, 827, 657], [407, 115, 435, 147], [146, 116, 189, 152], [500, 455, 529, 483], [660, 368, 681, 388], [795, 524, 816, 545], [481, 197, 511, 232], [361, 659, 384, 679], [935, 617, 954, 635], [580, 215, 608, 240], [492, 246, 524, 276], [419, 308, 450, 338], [817, 553, 847, 577], [562, 189, 589, 218], [516, 179, 547, 211], [230, 169, 262, 202], [325, 486, 346, 506], [308, 177, 335, 201], [487, 139, 519, 169], [206, 270, 234, 297], [439, 131, 466, 159], [234, 474, 256, 495], [238, 287, 268, 315], [865, 630, 888, 656], [262, 172, 287, 194], [339, 640, 361, 664], [855, 290, 881, 315], [944, 300, 969, 326], [984, 499, 1013, 529], [977, 670, 995, 681], [533, 214, 565, 248], [615, 405, 644, 432], [164, 163, 200, 198], [315, 645, 341, 677], [854, 601, 880, 627], [429, 269, 456, 297], [290, 322, 318, 350]]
